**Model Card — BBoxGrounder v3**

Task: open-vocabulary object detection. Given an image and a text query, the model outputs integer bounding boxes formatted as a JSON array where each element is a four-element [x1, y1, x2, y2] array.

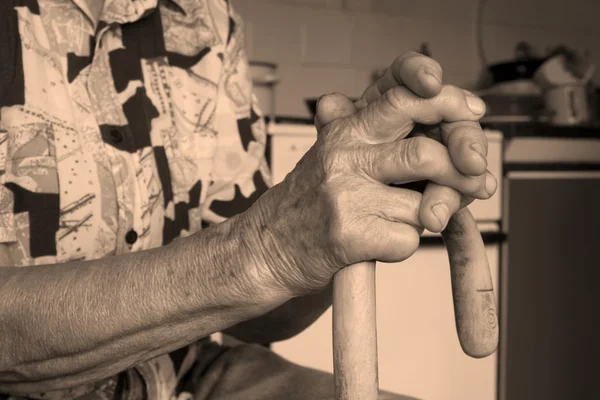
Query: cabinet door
[[272, 244, 500, 400], [500, 172, 600, 400], [270, 134, 317, 184]]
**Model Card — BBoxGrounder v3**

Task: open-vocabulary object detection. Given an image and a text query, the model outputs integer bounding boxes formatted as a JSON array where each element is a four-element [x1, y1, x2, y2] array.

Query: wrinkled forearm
[[0, 214, 289, 396], [224, 283, 332, 343]]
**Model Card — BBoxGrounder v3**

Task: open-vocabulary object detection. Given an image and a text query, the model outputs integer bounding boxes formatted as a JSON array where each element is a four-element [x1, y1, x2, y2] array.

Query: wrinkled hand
[[317, 52, 493, 232], [246, 54, 496, 296]]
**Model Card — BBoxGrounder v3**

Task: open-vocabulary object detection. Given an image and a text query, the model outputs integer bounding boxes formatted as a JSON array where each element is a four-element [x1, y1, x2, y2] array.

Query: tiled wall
[[232, 0, 600, 118]]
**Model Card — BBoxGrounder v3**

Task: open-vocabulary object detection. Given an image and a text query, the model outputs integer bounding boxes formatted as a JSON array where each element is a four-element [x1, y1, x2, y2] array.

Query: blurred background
[[235, 0, 600, 119], [223, 1, 600, 400]]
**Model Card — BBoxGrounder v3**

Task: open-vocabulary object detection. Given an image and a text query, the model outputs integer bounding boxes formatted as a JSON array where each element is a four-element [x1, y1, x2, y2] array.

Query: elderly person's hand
[[317, 52, 491, 233], [244, 53, 496, 296]]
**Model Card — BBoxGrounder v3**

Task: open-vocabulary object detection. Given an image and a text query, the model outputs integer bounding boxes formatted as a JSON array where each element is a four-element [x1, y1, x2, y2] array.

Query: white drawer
[[271, 134, 317, 185], [269, 124, 503, 222]]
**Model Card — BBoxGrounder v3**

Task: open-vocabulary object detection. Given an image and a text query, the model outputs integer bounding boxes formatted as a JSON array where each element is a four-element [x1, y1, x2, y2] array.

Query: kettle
[[534, 47, 596, 126]]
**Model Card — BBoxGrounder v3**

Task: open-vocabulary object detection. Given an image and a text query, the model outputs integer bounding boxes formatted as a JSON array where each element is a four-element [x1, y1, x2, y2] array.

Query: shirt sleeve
[[200, 2, 273, 226]]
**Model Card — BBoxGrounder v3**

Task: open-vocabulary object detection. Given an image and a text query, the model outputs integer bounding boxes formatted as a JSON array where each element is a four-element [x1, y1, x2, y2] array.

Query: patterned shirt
[[0, 0, 270, 398]]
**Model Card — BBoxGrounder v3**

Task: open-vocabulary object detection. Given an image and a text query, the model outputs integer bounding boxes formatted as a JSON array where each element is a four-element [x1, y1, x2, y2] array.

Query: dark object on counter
[[305, 98, 318, 118], [480, 121, 600, 139], [484, 42, 546, 87], [488, 59, 545, 84], [480, 94, 545, 118]]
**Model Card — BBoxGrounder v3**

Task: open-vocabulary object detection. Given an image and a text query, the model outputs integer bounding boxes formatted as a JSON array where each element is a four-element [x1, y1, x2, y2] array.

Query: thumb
[[314, 93, 358, 131]]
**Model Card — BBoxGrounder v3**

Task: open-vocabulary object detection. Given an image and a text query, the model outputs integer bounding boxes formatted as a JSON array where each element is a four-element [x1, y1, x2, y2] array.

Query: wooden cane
[[333, 261, 378, 400], [442, 208, 499, 358], [332, 209, 499, 400]]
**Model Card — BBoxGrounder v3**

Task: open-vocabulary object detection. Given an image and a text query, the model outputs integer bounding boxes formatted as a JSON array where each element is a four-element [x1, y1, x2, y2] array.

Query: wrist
[[190, 211, 293, 313], [230, 207, 295, 300]]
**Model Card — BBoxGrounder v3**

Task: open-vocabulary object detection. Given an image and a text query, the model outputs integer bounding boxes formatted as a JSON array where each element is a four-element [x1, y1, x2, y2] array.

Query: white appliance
[[267, 123, 504, 400]]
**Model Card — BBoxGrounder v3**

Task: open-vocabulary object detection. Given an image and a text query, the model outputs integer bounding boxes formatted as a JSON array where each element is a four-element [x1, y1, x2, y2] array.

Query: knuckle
[[464, 174, 486, 195], [430, 57, 442, 70], [327, 191, 364, 261], [359, 144, 379, 178], [318, 119, 369, 179], [317, 92, 341, 108], [320, 92, 347, 107], [402, 136, 431, 169], [383, 85, 409, 111], [441, 84, 460, 93], [394, 51, 420, 66], [394, 53, 414, 72], [460, 127, 488, 149], [439, 84, 462, 102]]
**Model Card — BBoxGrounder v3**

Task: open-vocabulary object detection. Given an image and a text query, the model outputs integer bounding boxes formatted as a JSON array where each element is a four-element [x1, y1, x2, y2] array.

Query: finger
[[351, 85, 486, 143], [418, 182, 475, 233], [409, 124, 442, 142], [366, 184, 424, 231], [439, 120, 489, 177], [441, 208, 499, 358], [407, 128, 478, 228], [337, 183, 424, 240], [315, 93, 358, 131], [355, 52, 443, 109], [366, 136, 497, 199], [341, 185, 424, 264], [361, 221, 421, 263]]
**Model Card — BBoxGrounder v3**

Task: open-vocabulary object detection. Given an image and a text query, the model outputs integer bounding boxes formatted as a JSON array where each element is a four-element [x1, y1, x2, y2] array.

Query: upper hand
[[318, 52, 494, 233]]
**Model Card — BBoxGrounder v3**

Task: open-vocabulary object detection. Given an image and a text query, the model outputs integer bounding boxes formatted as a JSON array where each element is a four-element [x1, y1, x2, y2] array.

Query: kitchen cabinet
[[498, 169, 600, 400]]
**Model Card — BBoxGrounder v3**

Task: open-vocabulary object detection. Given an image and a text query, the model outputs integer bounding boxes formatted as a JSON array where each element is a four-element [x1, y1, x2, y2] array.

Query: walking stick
[[333, 261, 378, 400], [332, 209, 499, 400]]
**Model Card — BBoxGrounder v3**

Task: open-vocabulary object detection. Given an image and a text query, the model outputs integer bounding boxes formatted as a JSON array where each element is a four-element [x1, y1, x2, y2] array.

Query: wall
[[232, 0, 600, 118]]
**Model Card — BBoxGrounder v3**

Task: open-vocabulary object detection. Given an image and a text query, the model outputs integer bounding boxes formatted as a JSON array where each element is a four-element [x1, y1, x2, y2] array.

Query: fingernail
[[431, 203, 449, 231], [466, 95, 486, 115], [485, 173, 497, 196], [423, 67, 442, 84], [470, 143, 488, 166]]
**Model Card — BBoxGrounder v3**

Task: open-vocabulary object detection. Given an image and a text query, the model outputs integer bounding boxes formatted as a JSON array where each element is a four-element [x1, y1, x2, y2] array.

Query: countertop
[[266, 116, 600, 140], [480, 121, 600, 139]]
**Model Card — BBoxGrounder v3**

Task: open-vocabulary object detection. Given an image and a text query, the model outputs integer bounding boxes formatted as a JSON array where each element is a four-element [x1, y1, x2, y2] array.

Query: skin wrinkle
[[265, 177, 338, 292]]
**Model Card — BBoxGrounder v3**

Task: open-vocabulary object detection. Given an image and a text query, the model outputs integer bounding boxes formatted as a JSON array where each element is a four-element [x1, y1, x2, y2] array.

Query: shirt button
[[125, 230, 138, 245], [109, 129, 124, 144]]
